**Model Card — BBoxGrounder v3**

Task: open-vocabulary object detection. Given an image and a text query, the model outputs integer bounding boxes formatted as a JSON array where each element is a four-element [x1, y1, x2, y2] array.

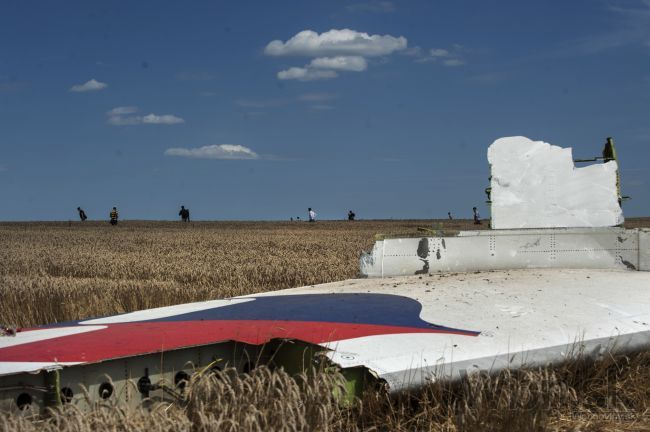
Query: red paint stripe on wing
[[0, 320, 476, 363]]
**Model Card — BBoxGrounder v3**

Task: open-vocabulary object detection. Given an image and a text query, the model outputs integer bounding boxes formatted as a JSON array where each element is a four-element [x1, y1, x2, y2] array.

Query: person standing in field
[[473, 207, 481, 225], [308, 208, 316, 222], [77, 207, 87, 221], [347, 210, 355, 221], [448, 212, 453, 220], [179, 205, 190, 222], [109, 207, 119, 226]]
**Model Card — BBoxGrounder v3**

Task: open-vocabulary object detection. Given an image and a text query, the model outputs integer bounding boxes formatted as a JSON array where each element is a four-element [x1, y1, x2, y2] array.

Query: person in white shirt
[[308, 208, 316, 222]]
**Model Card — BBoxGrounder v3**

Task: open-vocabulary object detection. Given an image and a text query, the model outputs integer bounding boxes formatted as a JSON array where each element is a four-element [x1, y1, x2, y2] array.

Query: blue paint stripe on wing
[[43, 293, 479, 336], [146, 293, 477, 335]]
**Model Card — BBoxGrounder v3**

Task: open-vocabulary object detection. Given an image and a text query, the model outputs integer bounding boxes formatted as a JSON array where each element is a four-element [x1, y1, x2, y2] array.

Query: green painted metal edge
[[270, 340, 377, 405], [43, 369, 62, 412]]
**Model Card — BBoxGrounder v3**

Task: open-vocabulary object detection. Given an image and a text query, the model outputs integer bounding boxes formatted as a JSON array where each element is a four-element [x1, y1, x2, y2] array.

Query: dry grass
[[2, 354, 649, 431], [1, 218, 649, 431]]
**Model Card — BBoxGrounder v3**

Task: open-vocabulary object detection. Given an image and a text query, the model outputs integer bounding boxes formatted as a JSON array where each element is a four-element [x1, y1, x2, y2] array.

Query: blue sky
[[1, 0, 649, 221]]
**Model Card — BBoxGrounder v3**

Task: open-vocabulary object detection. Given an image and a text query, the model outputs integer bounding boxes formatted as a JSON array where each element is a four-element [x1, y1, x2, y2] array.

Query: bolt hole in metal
[[99, 382, 114, 399], [60, 387, 73, 404], [16, 392, 32, 410], [174, 371, 190, 390], [137, 376, 151, 397]]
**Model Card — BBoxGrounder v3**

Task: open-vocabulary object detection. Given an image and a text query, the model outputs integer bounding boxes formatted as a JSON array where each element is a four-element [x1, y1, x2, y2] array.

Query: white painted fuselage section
[[361, 228, 650, 277], [487, 136, 623, 229]]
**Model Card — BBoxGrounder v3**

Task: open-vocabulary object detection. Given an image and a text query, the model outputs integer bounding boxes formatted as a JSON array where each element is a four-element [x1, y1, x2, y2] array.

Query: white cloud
[[107, 106, 138, 116], [277, 56, 367, 81], [277, 67, 338, 81], [309, 56, 367, 71], [412, 46, 467, 66], [107, 106, 185, 126], [429, 48, 450, 58], [266, 29, 406, 82], [265, 29, 407, 57], [70, 78, 108, 92], [107, 115, 142, 126], [142, 114, 185, 124], [164, 144, 259, 160]]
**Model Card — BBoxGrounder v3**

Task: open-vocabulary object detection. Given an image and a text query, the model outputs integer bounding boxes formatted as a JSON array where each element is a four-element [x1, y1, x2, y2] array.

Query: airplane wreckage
[[1, 136, 648, 414]]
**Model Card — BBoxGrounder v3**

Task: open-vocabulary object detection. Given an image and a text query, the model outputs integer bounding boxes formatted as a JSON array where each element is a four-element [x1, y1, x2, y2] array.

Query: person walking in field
[[473, 207, 481, 225], [448, 212, 453, 220], [347, 210, 356, 221], [109, 207, 119, 226], [179, 205, 190, 222], [77, 207, 87, 221], [308, 208, 316, 222]]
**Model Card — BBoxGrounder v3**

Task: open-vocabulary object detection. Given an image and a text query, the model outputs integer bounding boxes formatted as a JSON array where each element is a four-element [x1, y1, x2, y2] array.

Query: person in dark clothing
[[109, 207, 118, 225], [77, 207, 87, 221], [448, 212, 453, 220], [347, 210, 356, 221], [473, 207, 481, 225], [179, 205, 190, 222]]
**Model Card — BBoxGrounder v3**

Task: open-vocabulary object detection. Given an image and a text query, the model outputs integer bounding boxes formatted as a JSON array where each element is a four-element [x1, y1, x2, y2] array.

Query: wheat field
[[0, 219, 471, 327], [1, 219, 649, 431]]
